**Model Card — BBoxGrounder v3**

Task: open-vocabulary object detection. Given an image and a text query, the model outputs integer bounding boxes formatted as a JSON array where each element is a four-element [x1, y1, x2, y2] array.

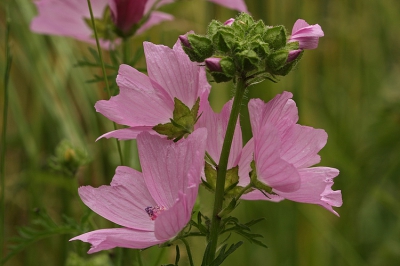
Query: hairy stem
[[205, 75, 247, 264]]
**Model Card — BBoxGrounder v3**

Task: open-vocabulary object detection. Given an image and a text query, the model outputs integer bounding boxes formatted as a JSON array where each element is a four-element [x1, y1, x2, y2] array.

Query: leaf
[[209, 241, 243, 266], [1, 209, 87, 264], [153, 98, 200, 141]]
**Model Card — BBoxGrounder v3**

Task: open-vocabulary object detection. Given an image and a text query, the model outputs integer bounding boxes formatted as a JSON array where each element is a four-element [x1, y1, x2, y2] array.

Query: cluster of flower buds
[[179, 13, 323, 83]]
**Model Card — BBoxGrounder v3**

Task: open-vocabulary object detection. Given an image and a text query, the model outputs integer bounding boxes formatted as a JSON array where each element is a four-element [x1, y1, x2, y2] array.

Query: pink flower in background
[[70, 129, 207, 253], [31, 0, 173, 48], [208, 0, 248, 12], [109, 0, 147, 34], [95, 39, 210, 140], [237, 92, 342, 216]]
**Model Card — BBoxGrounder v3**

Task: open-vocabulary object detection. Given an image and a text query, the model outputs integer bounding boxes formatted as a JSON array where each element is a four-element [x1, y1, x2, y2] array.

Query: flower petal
[[155, 189, 194, 240], [280, 125, 327, 168], [143, 40, 210, 108], [70, 228, 163, 253], [78, 166, 157, 231], [31, 0, 114, 48], [208, 0, 248, 12], [276, 167, 342, 216], [137, 128, 207, 208], [196, 100, 242, 169], [249, 92, 298, 137], [95, 64, 173, 128], [254, 124, 301, 192], [96, 126, 154, 141], [237, 138, 254, 187]]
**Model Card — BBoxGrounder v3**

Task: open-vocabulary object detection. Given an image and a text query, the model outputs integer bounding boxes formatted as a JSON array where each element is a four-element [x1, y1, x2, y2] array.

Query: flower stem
[[87, 0, 124, 165], [205, 75, 247, 264], [181, 239, 195, 266], [1, 8, 12, 264]]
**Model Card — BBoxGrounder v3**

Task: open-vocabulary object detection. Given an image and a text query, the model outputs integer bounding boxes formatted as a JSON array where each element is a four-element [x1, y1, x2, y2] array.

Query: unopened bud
[[287, 49, 302, 62], [179, 35, 191, 48], [180, 34, 214, 62], [224, 18, 235, 26], [205, 57, 222, 72]]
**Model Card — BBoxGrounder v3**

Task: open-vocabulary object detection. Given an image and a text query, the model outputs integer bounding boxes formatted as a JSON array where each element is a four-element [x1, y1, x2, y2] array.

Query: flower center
[[145, 205, 166, 220]]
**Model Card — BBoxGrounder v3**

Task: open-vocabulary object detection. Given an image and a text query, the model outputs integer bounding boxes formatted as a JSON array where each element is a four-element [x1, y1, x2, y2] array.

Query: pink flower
[[288, 19, 324, 50], [208, 0, 248, 12], [195, 100, 242, 168], [197, 92, 342, 216], [238, 92, 342, 216], [70, 128, 207, 253], [109, 0, 147, 35], [95, 39, 210, 140], [30, 0, 173, 48]]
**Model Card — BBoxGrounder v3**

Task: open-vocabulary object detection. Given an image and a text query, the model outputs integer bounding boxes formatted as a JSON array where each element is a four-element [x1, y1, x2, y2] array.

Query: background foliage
[[1, 0, 400, 265]]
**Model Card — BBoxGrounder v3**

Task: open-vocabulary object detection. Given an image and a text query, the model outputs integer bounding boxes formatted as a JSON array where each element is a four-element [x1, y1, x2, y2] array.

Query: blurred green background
[[1, 0, 400, 265]]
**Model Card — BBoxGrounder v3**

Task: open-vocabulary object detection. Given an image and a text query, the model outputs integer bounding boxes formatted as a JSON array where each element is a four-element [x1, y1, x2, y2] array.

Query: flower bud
[[179, 34, 191, 48], [206, 57, 236, 83], [205, 57, 222, 72], [180, 34, 214, 62], [109, 0, 147, 36], [224, 18, 235, 26], [287, 49, 302, 62], [266, 49, 289, 72]]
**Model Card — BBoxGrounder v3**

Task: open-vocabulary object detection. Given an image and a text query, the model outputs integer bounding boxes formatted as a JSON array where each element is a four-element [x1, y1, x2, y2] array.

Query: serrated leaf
[[153, 98, 200, 141]]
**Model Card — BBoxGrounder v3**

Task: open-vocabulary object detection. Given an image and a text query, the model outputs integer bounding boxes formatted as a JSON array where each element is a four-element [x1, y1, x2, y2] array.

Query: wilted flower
[[95, 39, 210, 140], [70, 129, 207, 253]]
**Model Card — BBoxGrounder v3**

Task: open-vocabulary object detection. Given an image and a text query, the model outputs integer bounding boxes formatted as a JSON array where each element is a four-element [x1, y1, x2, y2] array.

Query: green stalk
[[1, 8, 12, 265], [87, 0, 124, 165], [181, 239, 194, 266], [205, 75, 247, 264]]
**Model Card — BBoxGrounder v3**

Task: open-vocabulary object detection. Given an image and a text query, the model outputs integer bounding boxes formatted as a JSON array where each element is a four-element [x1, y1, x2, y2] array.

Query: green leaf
[[209, 241, 243, 266], [153, 98, 200, 141]]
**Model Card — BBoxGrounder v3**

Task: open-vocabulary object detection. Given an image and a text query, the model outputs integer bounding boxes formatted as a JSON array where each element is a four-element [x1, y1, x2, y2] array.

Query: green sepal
[[266, 49, 289, 72], [207, 19, 224, 39], [220, 57, 236, 77], [264, 25, 287, 50], [212, 27, 236, 53], [237, 49, 259, 72], [183, 34, 214, 62], [153, 98, 200, 141], [203, 164, 242, 195], [248, 20, 266, 37], [275, 50, 304, 76], [204, 163, 217, 190], [249, 160, 274, 194]]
